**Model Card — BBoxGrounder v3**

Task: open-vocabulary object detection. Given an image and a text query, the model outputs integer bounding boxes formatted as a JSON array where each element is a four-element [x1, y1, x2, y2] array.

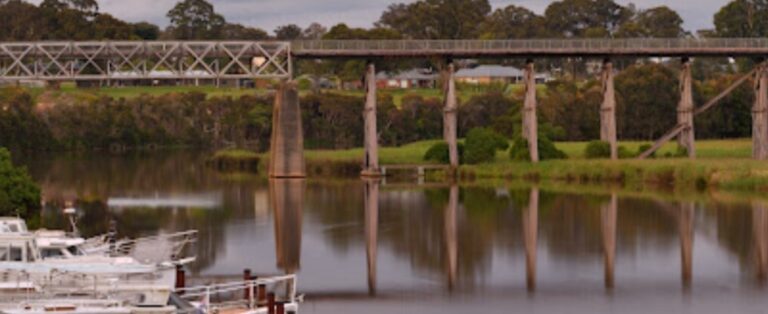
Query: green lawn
[[295, 138, 768, 191]]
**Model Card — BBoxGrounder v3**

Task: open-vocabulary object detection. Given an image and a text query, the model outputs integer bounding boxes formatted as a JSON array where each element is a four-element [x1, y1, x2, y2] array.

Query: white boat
[[174, 275, 301, 314]]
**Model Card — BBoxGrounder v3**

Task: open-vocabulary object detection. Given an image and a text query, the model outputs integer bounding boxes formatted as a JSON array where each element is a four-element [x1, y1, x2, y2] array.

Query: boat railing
[[81, 230, 198, 262], [174, 275, 298, 313]]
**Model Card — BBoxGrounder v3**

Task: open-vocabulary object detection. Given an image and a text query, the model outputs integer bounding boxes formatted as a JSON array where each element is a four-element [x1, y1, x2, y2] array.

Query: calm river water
[[18, 150, 768, 313]]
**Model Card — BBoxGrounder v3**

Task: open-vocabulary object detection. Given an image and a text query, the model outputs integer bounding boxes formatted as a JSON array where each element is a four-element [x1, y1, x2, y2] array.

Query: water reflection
[[18, 151, 768, 307], [271, 179, 304, 274]]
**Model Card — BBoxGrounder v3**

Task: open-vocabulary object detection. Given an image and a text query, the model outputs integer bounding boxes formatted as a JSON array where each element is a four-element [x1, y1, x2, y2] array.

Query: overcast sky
[[25, 0, 727, 35]]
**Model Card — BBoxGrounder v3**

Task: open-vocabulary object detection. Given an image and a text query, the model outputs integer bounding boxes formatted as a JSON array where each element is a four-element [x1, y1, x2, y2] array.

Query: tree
[[544, 0, 630, 38], [480, 5, 549, 39], [221, 23, 269, 40], [377, 0, 491, 39], [714, 0, 768, 37], [0, 0, 46, 40], [132, 22, 160, 40], [0, 148, 40, 217], [303, 22, 327, 40], [274, 24, 303, 40], [92, 13, 134, 40], [166, 0, 225, 39], [615, 63, 679, 140], [617, 6, 687, 38]]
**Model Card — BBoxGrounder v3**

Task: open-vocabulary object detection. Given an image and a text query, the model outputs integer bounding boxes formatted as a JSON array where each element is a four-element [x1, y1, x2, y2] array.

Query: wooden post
[[174, 265, 185, 292], [601, 193, 617, 289], [269, 81, 306, 178], [243, 269, 252, 300], [601, 59, 618, 160], [362, 62, 381, 176], [680, 202, 694, 290], [364, 179, 379, 295], [754, 64, 768, 160], [523, 187, 539, 291], [678, 58, 696, 159], [267, 293, 276, 314], [443, 62, 459, 170], [523, 60, 539, 163], [276, 302, 285, 314], [257, 284, 267, 307]]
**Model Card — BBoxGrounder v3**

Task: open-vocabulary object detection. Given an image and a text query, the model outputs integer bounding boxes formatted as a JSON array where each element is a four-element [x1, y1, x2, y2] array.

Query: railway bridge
[[3, 38, 768, 177]]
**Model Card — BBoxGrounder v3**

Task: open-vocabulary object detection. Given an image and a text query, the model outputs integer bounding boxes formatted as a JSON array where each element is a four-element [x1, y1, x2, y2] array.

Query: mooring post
[[601, 59, 618, 160], [754, 64, 768, 160], [678, 58, 696, 159], [443, 62, 460, 171], [269, 81, 306, 178], [243, 268, 252, 300], [267, 293, 276, 314], [601, 193, 617, 289], [174, 265, 185, 293], [362, 62, 381, 176], [257, 284, 267, 307], [523, 60, 539, 163]]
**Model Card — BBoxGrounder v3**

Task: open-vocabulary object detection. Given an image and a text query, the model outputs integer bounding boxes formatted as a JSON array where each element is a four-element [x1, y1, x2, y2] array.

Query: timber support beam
[[362, 62, 381, 177], [443, 62, 459, 171], [523, 60, 539, 163], [269, 81, 306, 178], [754, 63, 768, 160], [601, 59, 618, 160], [677, 58, 696, 159]]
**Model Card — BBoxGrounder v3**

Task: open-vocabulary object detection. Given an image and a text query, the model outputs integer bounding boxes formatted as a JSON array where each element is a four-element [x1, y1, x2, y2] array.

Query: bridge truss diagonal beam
[[0, 41, 292, 81]]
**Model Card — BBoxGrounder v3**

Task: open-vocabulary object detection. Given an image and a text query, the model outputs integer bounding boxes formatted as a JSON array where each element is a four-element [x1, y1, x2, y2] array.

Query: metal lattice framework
[[0, 41, 291, 81]]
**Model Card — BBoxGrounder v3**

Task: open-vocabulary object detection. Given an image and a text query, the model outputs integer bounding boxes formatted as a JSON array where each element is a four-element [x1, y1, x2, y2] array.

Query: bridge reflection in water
[[268, 183, 768, 295]]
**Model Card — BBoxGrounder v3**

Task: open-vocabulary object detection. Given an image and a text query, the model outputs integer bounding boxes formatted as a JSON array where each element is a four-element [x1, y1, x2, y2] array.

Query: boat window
[[41, 248, 63, 259], [7, 225, 18, 232], [0, 247, 8, 261], [66, 246, 81, 256], [9, 247, 22, 262]]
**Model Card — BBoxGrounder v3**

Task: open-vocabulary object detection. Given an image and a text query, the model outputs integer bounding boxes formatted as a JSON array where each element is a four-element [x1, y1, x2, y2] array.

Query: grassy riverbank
[[289, 139, 768, 191]]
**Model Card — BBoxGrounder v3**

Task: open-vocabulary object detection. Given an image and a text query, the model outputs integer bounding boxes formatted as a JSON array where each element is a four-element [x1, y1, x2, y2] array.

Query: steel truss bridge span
[[0, 41, 291, 81]]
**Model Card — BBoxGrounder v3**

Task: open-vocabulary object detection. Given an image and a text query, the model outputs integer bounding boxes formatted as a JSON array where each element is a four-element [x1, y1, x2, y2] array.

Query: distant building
[[376, 68, 438, 89], [455, 65, 552, 84]]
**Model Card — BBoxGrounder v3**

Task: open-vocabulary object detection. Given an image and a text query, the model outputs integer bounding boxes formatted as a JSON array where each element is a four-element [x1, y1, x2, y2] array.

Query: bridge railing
[[292, 38, 768, 56]]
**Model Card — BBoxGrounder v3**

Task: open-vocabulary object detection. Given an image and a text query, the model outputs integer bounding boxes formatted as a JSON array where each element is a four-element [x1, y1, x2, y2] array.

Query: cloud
[[24, 0, 725, 35]]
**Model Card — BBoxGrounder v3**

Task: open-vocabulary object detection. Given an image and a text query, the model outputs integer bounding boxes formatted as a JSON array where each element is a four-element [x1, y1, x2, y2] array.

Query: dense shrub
[[423, 142, 465, 164], [0, 148, 40, 217], [618, 146, 634, 159], [585, 140, 611, 159], [463, 128, 509, 164], [510, 136, 567, 161], [637, 144, 655, 158]]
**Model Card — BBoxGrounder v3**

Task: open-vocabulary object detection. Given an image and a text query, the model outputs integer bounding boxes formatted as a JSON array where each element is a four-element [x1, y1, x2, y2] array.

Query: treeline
[[0, 0, 763, 41], [0, 62, 756, 153]]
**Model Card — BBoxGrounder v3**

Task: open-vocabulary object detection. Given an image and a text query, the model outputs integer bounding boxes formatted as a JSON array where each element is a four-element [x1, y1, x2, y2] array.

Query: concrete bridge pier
[[443, 62, 460, 170], [601, 59, 618, 160], [270, 178, 305, 273], [754, 64, 768, 160], [362, 62, 381, 177], [269, 81, 306, 178], [522, 60, 539, 163], [678, 58, 696, 159]]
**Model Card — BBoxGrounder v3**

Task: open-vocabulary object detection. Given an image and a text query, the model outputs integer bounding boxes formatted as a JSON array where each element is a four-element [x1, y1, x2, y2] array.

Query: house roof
[[455, 65, 523, 78], [376, 68, 438, 81]]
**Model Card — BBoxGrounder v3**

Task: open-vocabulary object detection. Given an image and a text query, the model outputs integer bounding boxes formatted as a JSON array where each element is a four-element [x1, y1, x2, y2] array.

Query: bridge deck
[[292, 38, 768, 58]]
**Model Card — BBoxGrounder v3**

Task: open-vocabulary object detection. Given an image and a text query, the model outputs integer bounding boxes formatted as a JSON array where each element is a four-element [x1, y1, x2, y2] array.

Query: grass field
[[290, 139, 768, 191]]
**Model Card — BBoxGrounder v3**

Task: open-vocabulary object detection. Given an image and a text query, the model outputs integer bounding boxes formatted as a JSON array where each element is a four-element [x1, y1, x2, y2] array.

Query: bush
[[0, 148, 40, 217], [510, 136, 567, 161], [424, 142, 465, 164], [618, 146, 634, 159], [637, 144, 655, 158], [463, 128, 509, 164], [585, 141, 611, 159]]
